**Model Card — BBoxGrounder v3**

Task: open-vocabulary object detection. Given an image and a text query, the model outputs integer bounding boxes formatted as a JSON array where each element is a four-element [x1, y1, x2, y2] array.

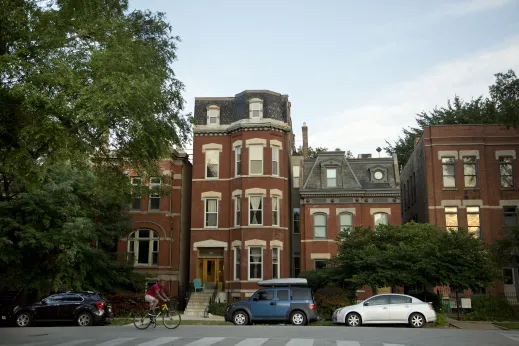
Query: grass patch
[[106, 319, 133, 326], [494, 322, 519, 329]]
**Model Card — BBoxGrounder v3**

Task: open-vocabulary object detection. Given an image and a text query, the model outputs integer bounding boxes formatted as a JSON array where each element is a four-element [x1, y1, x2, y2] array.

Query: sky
[[130, 0, 519, 160]]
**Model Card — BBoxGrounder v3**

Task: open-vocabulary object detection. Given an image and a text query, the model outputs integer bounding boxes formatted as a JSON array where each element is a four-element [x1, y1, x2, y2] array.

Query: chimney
[[302, 122, 308, 159]]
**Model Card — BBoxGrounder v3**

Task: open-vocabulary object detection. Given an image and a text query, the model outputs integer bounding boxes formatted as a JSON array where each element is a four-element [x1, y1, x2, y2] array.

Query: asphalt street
[[1, 325, 519, 346]]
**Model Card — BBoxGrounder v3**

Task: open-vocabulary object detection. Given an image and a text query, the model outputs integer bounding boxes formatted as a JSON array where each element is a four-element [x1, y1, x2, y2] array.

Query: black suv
[[12, 291, 114, 327], [224, 278, 318, 326]]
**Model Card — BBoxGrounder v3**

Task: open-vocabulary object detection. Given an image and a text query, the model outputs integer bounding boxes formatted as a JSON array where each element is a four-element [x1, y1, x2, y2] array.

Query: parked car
[[224, 278, 318, 326], [12, 291, 114, 327], [332, 293, 437, 328]]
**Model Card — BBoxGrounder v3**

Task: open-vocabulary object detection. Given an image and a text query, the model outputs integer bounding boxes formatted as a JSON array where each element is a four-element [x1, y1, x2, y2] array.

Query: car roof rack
[[256, 278, 308, 287]]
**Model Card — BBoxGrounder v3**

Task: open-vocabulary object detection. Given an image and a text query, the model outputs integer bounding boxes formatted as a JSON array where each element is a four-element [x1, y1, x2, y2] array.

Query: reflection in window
[[500, 156, 514, 188], [442, 157, 456, 187], [463, 156, 477, 187], [445, 207, 458, 230], [467, 206, 480, 237], [149, 177, 161, 210], [272, 196, 279, 226], [206, 150, 219, 178], [374, 212, 388, 226], [313, 213, 327, 238], [339, 213, 353, 232], [130, 177, 141, 210]]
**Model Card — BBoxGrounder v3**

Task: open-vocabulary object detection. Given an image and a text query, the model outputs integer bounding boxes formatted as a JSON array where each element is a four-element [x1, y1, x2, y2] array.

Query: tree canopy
[[384, 69, 519, 166]]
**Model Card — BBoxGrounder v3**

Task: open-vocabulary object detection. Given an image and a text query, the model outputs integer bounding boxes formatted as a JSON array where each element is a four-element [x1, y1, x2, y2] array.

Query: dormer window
[[249, 98, 263, 119], [207, 105, 220, 125]]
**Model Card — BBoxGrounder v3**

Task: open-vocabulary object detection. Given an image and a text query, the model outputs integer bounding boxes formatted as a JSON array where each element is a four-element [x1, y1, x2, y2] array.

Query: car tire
[[15, 312, 32, 327], [232, 311, 249, 326], [289, 310, 307, 326], [408, 312, 425, 328], [76, 312, 94, 326], [346, 312, 362, 327]]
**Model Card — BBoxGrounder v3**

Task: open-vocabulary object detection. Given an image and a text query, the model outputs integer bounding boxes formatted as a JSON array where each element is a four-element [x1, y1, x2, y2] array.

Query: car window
[[277, 289, 289, 300], [366, 295, 390, 306], [44, 295, 63, 303], [61, 294, 83, 302], [256, 290, 274, 301], [390, 295, 412, 304], [291, 287, 312, 300]]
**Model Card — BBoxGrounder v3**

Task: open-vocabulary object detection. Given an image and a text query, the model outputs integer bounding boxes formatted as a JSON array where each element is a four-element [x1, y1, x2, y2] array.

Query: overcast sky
[[130, 0, 519, 159]]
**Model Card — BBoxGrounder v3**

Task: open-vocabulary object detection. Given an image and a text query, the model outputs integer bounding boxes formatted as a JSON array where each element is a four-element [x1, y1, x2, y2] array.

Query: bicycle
[[133, 297, 181, 329]]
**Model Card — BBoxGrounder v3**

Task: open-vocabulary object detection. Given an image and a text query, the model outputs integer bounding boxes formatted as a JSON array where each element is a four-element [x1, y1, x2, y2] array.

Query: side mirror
[[252, 297, 258, 301], [363, 301, 369, 306]]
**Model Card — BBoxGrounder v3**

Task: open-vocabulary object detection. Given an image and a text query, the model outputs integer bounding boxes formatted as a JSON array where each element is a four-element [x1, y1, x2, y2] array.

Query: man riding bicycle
[[145, 280, 169, 315]]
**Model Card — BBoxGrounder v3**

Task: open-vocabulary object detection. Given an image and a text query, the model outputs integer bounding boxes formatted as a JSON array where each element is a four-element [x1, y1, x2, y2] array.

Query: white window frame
[[235, 196, 241, 226], [441, 157, 456, 188], [249, 145, 264, 175], [249, 195, 263, 225], [130, 177, 141, 210], [338, 212, 353, 231], [204, 198, 218, 228], [445, 207, 458, 231], [248, 246, 263, 280], [272, 146, 279, 176], [249, 98, 263, 119], [149, 177, 161, 210], [207, 106, 219, 125], [467, 206, 481, 238], [326, 168, 337, 188], [313, 213, 327, 239], [234, 247, 241, 280], [272, 196, 280, 226], [272, 247, 280, 279], [374, 212, 388, 226], [235, 146, 241, 176], [205, 150, 219, 179], [127, 229, 159, 266]]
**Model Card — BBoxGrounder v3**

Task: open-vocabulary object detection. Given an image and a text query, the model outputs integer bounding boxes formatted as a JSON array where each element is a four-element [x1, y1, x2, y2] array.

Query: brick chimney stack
[[302, 122, 308, 159]]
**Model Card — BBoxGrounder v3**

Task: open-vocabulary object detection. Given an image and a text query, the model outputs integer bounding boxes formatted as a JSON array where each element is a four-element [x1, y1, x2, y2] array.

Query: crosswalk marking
[[94, 338, 136, 346], [135, 337, 180, 346], [234, 338, 269, 346], [337, 341, 361, 346], [183, 337, 225, 346], [286, 339, 314, 346], [54, 340, 93, 346]]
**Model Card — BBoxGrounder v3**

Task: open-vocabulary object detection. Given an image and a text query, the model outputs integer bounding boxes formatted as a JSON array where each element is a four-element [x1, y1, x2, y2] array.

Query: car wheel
[[76, 312, 93, 326], [290, 310, 307, 326], [346, 312, 361, 327], [232, 311, 249, 326], [409, 312, 425, 328], [15, 312, 32, 327]]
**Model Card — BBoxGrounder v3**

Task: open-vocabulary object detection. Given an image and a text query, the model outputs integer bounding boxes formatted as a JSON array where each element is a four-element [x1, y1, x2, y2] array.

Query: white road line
[[54, 340, 93, 346], [234, 338, 269, 346], [135, 337, 180, 346], [94, 338, 136, 346], [285, 339, 314, 346], [337, 341, 361, 346], [19, 343, 49, 346], [501, 333, 519, 342], [183, 337, 226, 346]]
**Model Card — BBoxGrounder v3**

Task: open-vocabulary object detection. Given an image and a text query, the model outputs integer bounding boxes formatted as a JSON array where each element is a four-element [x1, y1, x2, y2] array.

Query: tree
[[295, 146, 354, 159], [490, 225, 519, 268], [385, 70, 519, 166]]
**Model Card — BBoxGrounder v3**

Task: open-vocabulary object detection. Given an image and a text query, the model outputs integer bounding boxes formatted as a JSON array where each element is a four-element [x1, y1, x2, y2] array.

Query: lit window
[[206, 150, 219, 178], [445, 207, 458, 231], [463, 156, 477, 187], [205, 199, 218, 227], [467, 206, 480, 237], [272, 248, 280, 279], [313, 214, 327, 238], [374, 212, 388, 226], [442, 157, 456, 187], [249, 196, 263, 225], [149, 177, 161, 210], [500, 156, 514, 188], [127, 229, 159, 266], [326, 169, 336, 187], [249, 145, 263, 175], [249, 247, 263, 280]]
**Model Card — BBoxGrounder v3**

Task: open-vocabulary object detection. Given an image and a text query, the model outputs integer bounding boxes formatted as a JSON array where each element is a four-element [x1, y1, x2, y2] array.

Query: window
[[293, 208, 300, 234], [249, 247, 263, 279], [249, 196, 263, 225], [442, 157, 456, 187], [205, 150, 219, 178], [207, 107, 219, 125], [272, 196, 280, 226], [293, 254, 300, 277], [326, 168, 337, 187], [339, 212, 353, 232], [234, 247, 240, 280], [272, 248, 280, 279], [205, 199, 218, 227], [293, 166, 300, 187], [235, 197, 241, 226], [272, 146, 279, 176], [249, 145, 263, 175], [503, 268, 514, 285], [252, 290, 274, 301], [127, 229, 159, 266], [249, 99, 263, 119], [313, 213, 327, 238], [390, 295, 412, 304], [314, 260, 327, 270], [366, 295, 390, 306], [277, 290, 289, 300], [504, 207, 518, 227], [500, 156, 514, 188], [149, 177, 161, 210], [235, 146, 241, 176], [130, 177, 141, 210], [374, 212, 388, 226], [463, 156, 477, 187], [467, 206, 480, 237], [445, 207, 458, 231]]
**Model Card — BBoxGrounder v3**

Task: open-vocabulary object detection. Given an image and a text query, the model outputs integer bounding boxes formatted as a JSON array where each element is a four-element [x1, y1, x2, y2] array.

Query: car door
[[274, 289, 290, 319], [361, 295, 390, 322], [57, 294, 84, 320], [250, 289, 276, 319], [389, 294, 412, 322], [33, 295, 61, 321]]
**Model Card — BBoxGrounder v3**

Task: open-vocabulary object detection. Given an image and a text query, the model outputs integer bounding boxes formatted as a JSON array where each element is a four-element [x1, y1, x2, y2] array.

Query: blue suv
[[224, 278, 318, 326]]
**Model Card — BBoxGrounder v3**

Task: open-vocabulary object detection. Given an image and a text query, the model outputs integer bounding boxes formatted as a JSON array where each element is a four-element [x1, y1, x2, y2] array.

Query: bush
[[103, 292, 148, 317], [313, 286, 355, 320], [298, 270, 331, 291], [208, 302, 227, 316], [408, 291, 441, 312]]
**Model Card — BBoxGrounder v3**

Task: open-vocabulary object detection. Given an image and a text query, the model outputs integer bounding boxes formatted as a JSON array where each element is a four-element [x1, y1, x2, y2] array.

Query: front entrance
[[197, 247, 224, 290]]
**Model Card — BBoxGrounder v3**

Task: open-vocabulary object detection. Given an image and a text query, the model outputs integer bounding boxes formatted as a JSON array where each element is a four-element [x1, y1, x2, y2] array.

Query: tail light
[[96, 302, 105, 311], [309, 303, 316, 310]]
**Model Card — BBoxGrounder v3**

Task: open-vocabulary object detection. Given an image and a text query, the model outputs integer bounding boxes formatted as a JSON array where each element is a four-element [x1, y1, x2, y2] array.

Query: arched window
[[338, 212, 353, 232], [313, 213, 327, 239], [128, 229, 159, 266], [374, 212, 389, 226]]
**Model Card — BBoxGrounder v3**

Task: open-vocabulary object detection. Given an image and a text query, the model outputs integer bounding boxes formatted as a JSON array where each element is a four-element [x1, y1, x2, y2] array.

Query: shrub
[[208, 302, 227, 316], [103, 292, 148, 317], [313, 286, 355, 320], [408, 291, 441, 312], [298, 270, 331, 291], [467, 295, 518, 321]]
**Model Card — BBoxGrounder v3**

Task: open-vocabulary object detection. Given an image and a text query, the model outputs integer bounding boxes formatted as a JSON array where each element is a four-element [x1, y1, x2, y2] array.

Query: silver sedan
[[332, 293, 437, 328]]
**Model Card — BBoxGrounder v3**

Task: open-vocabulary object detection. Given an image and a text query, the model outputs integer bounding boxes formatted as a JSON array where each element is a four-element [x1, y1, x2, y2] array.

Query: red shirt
[[146, 283, 163, 297]]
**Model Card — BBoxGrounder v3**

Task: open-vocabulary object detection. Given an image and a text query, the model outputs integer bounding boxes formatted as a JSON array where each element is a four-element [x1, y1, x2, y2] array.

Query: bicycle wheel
[[133, 310, 152, 329], [203, 306, 210, 318], [163, 309, 181, 329]]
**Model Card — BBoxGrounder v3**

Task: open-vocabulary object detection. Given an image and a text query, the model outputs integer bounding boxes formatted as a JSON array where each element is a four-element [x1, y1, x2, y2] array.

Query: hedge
[[103, 292, 148, 317], [313, 286, 355, 320], [208, 302, 227, 316]]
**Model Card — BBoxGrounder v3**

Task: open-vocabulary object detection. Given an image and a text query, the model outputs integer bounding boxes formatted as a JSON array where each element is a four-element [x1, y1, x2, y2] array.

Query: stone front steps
[[183, 291, 213, 317]]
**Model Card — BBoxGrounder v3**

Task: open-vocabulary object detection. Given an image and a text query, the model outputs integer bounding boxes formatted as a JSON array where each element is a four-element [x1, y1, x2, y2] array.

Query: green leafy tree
[[385, 70, 519, 166]]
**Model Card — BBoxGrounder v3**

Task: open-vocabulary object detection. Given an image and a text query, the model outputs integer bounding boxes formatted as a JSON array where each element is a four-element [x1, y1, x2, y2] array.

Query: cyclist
[[145, 280, 169, 315]]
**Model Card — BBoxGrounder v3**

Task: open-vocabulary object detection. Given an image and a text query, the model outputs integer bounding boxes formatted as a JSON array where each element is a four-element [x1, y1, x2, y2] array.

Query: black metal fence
[[439, 290, 519, 320]]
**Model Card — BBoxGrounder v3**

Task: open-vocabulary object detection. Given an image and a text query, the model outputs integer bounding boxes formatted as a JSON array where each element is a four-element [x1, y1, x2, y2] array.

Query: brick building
[[400, 125, 519, 296], [189, 90, 293, 302], [117, 149, 192, 308], [298, 124, 402, 299]]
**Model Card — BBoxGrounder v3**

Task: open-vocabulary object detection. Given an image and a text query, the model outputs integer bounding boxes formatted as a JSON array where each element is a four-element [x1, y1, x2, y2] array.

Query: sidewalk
[[180, 313, 225, 321], [446, 317, 502, 330]]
